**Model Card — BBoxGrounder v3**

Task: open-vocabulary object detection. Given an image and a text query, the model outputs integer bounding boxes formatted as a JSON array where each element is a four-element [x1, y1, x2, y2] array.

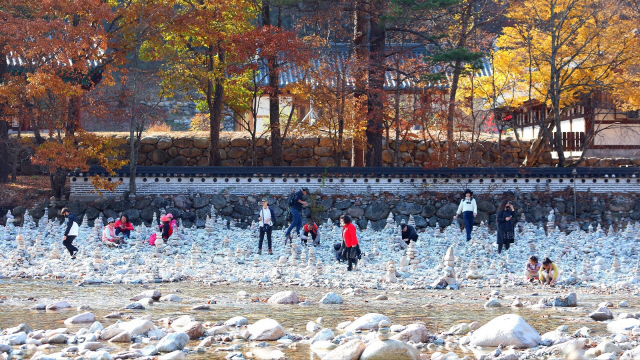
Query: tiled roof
[[256, 43, 493, 91]]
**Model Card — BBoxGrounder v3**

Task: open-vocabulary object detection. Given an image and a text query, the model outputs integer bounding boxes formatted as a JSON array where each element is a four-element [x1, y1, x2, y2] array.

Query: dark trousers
[[463, 211, 474, 240], [115, 228, 131, 238], [259, 225, 272, 250], [302, 231, 317, 244], [285, 208, 302, 238], [498, 242, 510, 254], [348, 258, 357, 271], [63, 235, 78, 255]]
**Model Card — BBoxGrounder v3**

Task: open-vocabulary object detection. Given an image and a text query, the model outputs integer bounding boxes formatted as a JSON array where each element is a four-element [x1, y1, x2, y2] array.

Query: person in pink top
[[102, 217, 124, 245]]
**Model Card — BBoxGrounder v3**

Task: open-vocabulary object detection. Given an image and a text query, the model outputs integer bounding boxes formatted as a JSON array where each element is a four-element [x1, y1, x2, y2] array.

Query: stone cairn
[[466, 259, 484, 280], [386, 260, 397, 283]]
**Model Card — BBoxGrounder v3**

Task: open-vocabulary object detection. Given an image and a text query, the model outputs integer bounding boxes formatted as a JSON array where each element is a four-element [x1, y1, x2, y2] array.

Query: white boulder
[[469, 314, 541, 348], [323, 339, 367, 360], [248, 319, 285, 341], [64, 312, 95, 325], [345, 313, 390, 332], [267, 291, 299, 304]]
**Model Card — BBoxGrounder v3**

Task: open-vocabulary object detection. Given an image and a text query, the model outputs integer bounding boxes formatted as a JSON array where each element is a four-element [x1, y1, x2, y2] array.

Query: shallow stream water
[[0, 279, 635, 359]]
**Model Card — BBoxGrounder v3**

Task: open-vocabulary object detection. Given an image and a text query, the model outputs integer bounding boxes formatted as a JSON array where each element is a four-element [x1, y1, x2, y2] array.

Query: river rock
[[160, 294, 182, 302], [345, 313, 391, 332], [319, 292, 343, 304], [306, 322, 320, 332], [248, 319, 285, 341], [158, 350, 185, 360], [0, 332, 27, 345], [118, 319, 156, 336], [360, 339, 420, 360], [131, 290, 161, 301], [46, 301, 71, 311], [589, 307, 613, 321], [621, 346, 640, 360], [469, 314, 541, 348], [551, 293, 577, 307], [224, 316, 249, 327], [64, 312, 95, 325], [84, 350, 113, 360], [267, 291, 299, 304], [323, 339, 367, 360], [78, 342, 104, 352], [156, 332, 190, 353], [108, 331, 131, 343], [48, 334, 69, 344], [607, 318, 640, 334], [391, 324, 428, 343], [175, 322, 204, 340], [484, 298, 502, 308], [311, 329, 335, 344]]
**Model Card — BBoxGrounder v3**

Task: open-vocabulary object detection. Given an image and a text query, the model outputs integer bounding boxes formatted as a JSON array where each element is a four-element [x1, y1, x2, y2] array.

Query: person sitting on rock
[[400, 223, 419, 246], [525, 255, 541, 282], [539, 257, 559, 285], [114, 215, 134, 238], [301, 220, 319, 246], [102, 217, 124, 245]]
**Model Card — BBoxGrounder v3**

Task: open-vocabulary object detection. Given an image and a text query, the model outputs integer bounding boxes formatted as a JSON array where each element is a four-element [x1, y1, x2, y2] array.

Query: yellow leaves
[[468, 0, 639, 111]]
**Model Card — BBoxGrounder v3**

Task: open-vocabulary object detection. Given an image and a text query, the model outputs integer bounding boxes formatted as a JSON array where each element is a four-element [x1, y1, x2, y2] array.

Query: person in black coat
[[496, 199, 516, 254], [401, 223, 419, 245]]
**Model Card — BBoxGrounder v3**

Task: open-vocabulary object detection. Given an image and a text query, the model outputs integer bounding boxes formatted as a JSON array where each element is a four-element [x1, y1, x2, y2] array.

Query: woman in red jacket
[[114, 215, 134, 238], [342, 215, 359, 271]]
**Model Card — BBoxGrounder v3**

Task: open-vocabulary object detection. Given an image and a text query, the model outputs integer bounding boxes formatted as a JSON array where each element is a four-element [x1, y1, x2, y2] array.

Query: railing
[[553, 132, 585, 152]]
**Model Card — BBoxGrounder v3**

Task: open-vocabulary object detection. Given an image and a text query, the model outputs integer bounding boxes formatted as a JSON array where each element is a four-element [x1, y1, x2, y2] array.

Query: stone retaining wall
[[125, 135, 640, 168], [5, 191, 639, 232]]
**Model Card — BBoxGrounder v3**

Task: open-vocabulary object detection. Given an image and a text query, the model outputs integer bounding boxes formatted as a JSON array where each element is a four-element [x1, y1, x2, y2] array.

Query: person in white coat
[[454, 189, 477, 241], [257, 198, 275, 255]]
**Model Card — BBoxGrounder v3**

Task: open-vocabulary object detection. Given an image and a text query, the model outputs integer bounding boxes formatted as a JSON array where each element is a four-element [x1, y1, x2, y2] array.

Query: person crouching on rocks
[[539, 257, 559, 285], [114, 214, 134, 239], [454, 189, 477, 241], [301, 220, 319, 246], [342, 215, 360, 271], [257, 198, 274, 255], [400, 222, 418, 246], [103, 217, 125, 245], [525, 255, 541, 282]]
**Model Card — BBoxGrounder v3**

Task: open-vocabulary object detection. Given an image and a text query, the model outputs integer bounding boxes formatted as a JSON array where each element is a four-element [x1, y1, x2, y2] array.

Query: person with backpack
[[285, 187, 309, 244], [60, 207, 79, 259], [257, 198, 275, 255]]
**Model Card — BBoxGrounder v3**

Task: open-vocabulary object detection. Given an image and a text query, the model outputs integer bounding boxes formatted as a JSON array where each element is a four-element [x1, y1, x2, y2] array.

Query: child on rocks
[[539, 257, 560, 285], [524, 255, 541, 282]]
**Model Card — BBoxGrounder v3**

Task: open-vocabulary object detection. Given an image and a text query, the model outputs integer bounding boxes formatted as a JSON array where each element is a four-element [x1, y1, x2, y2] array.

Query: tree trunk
[[0, 121, 9, 184], [0, 46, 9, 183], [335, 74, 345, 167], [206, 45, 223, 167], [50, 169, 67, 200], [352, 0, 367, 167], [262, 1, 283, 166], [366, 6, 385, 167]]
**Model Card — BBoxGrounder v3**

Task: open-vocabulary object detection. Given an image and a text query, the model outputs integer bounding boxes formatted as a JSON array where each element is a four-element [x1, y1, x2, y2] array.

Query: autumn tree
[[108, 0, 174, 195], [0, 0, 126, 198], [496, 0, 637, 166], [141, 0, 257, 166]]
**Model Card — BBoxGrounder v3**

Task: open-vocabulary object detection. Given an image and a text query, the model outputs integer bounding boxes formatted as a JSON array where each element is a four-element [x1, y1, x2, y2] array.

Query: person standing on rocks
[[496, 199, 516, 254], [454, 189, 477, 241], [342, 215, 360, 271], [60, 208, 79, 259], [257, 198, 275, 255], [285, 187, 309, 244], [400, 223, 418, 245]]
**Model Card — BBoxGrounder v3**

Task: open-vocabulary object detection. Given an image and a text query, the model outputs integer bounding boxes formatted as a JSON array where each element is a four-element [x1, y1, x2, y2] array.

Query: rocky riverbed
[[1, 208, 640, 359]]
